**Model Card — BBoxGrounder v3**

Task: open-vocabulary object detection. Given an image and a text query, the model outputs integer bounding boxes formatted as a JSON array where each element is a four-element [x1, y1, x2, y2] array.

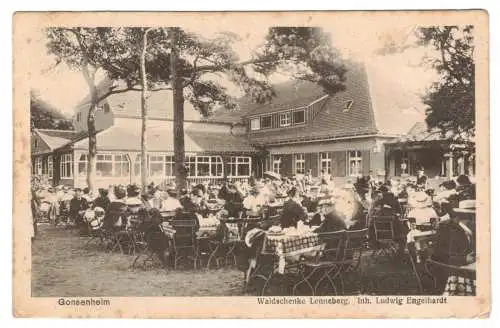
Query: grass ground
[[31, 224, 423, 297]]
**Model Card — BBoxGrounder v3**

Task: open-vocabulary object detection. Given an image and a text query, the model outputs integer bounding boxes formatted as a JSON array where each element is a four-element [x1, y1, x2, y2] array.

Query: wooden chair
[[425, 259, 476, 295], [408, 232, 437, 293], [170, 217, 199, 269], [292, 230, 346, 296], [333, 228, 369, 295], [370, 215, 399, 259]]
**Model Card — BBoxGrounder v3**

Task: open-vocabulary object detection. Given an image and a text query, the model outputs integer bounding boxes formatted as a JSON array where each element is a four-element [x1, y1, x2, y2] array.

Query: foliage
[[30, 90, 73, 131], [416, 26, 475, 139]]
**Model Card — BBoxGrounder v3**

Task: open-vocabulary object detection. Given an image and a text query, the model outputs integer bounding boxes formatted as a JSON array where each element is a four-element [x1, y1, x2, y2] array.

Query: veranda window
[[272, 155, 281, 175], [295, 153, 305, 174], [114, 154, 130, 177], [348, 150, 362, 176], [35, 157, 42, 175], [96, 154, 113, 177], [47, 155, 53, 179], [78, 154, 88, 178], [149, 155, 165, 177], [60, 154, 73, 178], [320, 152, 331, 175], [228, 156, 251, 177]]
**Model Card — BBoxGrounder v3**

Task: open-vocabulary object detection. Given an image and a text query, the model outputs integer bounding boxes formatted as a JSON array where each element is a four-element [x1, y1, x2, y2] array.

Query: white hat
[[454, 200, 476, 214]]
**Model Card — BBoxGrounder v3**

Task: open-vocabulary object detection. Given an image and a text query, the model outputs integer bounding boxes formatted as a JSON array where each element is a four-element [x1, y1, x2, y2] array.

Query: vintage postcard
[[13, 10, 490, 318]]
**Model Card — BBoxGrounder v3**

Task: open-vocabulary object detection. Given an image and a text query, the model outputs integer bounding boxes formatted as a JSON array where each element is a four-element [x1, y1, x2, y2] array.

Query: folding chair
[[370, 215, 399, 259], [292, 230, 346, 296], [425, 259, 476, 295], [333, 228, 369, 295], [408, 232, 437, 293], [170, 216, 199, 269]]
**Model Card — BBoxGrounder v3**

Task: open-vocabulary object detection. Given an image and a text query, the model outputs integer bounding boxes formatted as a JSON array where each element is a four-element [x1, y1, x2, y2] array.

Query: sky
[[29, 24, 439, 117]]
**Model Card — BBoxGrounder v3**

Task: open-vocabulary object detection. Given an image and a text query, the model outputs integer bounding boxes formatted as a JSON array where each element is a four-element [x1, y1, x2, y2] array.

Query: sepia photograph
[[12, 10, 489, 318]]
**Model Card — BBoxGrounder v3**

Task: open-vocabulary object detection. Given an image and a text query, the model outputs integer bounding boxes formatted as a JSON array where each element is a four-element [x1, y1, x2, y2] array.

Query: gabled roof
[[68, 124, 255, 154], [237, 61, 425, 145], [34, 129, 83, 150]]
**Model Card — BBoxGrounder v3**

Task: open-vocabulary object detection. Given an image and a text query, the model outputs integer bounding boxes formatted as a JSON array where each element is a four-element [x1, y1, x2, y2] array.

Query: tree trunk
[[169, 28, 187, 192], [140, 28, 151, 192], [82, 65, 98, 193]]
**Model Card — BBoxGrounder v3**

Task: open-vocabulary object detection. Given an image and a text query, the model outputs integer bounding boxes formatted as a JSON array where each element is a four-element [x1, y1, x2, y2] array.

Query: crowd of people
[[31, 169, 476, 272]]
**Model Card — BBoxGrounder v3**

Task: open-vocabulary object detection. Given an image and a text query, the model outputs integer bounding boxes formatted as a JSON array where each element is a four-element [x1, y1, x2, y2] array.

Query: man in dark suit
[[280, 187, 308, 229], [69, 188, 89, 230]]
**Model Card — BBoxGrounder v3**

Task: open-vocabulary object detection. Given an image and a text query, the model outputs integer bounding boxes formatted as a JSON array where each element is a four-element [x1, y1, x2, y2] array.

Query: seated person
[[370, 184, 402, 216], [104, 185, 128, 229], [456, 175, 476, 201], [93, 188, 111, 212], [280, 187, 308, 229], [222, 183, 244, 218], [69, 188, 89, 227], [162, 188, 183, 212], [148, 187, 164, 210], [243, 187, 266, 217]]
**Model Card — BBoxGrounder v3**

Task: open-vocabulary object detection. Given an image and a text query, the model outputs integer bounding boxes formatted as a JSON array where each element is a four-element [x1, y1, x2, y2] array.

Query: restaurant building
[[216, 61, 426, 185], [31, 82, 256, 189], [384, 121, 476, 180], [32, 61, 446, 188]]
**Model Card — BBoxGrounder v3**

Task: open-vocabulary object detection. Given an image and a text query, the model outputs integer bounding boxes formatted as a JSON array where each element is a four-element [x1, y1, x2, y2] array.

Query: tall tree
[[376, 26, 475, 139], [46, 27, 169, 190], [161, 26, 347, 190], [416, 26, 475, 139]]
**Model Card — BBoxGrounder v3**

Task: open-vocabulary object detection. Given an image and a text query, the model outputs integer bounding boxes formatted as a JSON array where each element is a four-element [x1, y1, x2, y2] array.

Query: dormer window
[[279, 112, 291, 127], [293, 109, 305, 124], [261, 115, 272, 129], [250, 118, 260, 131], [76, 112, 82, 122], [343, 100, 354, 112]]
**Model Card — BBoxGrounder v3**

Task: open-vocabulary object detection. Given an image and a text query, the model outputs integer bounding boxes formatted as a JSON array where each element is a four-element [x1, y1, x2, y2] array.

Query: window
[[149, 155, 165, 177], [134, 154, 141, 177], [293, 110, 305, 124], [47, 155, 53, 179], [60, 154, 73, 178], [78, 154, 88, 178], [272, 155, 281, 174], [186, 156, 197, 177], [96, 154, 113, 177], [42, 157, 48, 175], [165, 155, 174, 177], [261, 116, 272, 129], [348, 150, 362, 176], [228, 156, 251, 177], [35, 157, 42, 175], [76, 112, 81, 122], [295, 154, 305, 174], [194, 156, 223, 177], [103, 103, 110, 113], [279, 112, 291, 127], [114, 154, 130, 177], [320, 152, 332, 175], [250, 118, 260, 131], [343, 100, 354, 112], [34, 139, 38, 149]]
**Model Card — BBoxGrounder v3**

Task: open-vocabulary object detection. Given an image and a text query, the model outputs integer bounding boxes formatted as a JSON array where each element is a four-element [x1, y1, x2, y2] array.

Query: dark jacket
[[104, 200, 128, 229], [93, 196, 111, 211], [69, 197, 89, 218], [280, 199, 307, 229]]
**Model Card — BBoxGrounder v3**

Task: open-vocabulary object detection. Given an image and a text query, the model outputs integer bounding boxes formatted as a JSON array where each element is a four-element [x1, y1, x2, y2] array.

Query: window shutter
[[362, 150, 371, 176], [337, 151, 347, 177], [281, 154, 293, 177], [310, 153, 319, 177]]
